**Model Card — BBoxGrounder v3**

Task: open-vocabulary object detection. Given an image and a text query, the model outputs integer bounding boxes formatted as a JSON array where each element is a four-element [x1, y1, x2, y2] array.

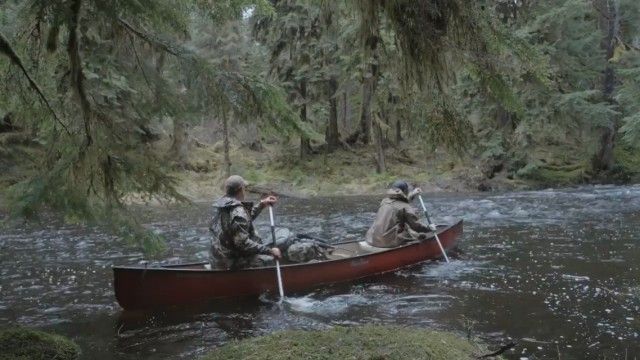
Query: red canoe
[[113, 220, 462, 310]]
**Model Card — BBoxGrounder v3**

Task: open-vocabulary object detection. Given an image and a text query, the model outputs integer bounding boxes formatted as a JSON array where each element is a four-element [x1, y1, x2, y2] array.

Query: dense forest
[[1, 0, 639, 250]]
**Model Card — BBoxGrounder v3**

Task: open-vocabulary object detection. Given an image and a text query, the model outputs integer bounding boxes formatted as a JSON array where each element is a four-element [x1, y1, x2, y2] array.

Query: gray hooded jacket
[[365, 189, 431, 248]]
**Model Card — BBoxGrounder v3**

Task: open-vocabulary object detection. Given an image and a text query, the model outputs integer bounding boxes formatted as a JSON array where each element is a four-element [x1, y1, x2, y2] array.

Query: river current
[[1, 185, 639, 359]]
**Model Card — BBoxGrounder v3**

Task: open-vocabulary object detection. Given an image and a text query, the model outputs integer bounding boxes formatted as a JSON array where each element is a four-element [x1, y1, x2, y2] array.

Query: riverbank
[[172, 140, 640, 201], [200, 325, 502, 360], [174, 142, 472, 200], [1, 131, 639, 207]]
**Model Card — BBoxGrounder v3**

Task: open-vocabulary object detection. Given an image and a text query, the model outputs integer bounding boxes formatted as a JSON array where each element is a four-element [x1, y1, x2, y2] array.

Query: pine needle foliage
[[0, 0, 308, 254], [352, 0, 550, 152], [615, 0, 640, 148], [617, 56, 640, 147], [452, 0, 631, 175]]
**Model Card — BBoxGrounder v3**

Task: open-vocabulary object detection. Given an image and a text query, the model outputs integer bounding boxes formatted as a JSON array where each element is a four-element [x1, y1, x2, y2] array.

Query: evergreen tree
[[0, 0, 310, 253]]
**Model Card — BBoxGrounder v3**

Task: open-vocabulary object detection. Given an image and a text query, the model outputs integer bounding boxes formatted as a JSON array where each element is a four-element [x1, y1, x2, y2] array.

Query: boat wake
[[284, 293, 369, 316]]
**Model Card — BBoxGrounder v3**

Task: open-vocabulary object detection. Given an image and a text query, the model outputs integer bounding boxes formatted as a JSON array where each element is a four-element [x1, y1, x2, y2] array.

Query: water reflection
[[1, 185, 639, 359]]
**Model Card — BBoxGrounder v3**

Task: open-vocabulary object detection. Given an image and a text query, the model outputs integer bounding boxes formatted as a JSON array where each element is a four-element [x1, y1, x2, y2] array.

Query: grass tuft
[[201, 325, 498, 360], [0, 327, 80, 360]]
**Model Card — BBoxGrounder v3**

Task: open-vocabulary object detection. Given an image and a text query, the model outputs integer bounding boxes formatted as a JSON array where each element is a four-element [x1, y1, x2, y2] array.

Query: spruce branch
[[67, 0, 92, 146], [0, 31, 69, 135], [117, 17, 187, 58]]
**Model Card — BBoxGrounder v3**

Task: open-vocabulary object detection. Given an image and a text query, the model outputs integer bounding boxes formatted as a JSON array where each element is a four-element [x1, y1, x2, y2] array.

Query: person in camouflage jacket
[[209, 175, 281, 269]]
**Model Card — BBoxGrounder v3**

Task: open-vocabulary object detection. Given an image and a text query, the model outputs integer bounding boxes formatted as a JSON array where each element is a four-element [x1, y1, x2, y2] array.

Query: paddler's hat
[[224, 175, 249, 195], [390, 180, 409, 195]]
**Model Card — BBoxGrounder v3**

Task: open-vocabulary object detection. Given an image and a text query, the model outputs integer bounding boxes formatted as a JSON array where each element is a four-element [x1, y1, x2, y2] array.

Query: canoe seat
[[358, 241, 388, 253]]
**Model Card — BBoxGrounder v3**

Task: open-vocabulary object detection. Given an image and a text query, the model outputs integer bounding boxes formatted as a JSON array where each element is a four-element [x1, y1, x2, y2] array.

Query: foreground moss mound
[[202, 325, 496, 360], [0, 328, 80, 360]]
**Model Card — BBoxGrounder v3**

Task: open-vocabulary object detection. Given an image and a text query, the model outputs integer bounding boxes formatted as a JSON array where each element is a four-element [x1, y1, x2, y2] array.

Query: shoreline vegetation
[[200, 325, 503, 360], [2, 135, 639, 209], [170, 139, 640, 202]]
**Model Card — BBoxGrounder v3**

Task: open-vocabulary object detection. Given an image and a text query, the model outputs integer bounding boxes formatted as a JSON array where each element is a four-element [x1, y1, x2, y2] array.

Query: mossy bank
[[0, 327, 80, 360], [201, 325, 501, 360], [174, 140, 640, 201]]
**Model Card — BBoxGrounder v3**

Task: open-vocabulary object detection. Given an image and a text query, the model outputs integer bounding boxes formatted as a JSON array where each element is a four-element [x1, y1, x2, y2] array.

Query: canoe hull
[[113, 220, 462, 310]]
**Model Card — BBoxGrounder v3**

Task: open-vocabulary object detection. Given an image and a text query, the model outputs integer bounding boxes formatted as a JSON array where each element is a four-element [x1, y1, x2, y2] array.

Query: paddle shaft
[[268, 206, 285, 300], [418, 195, 450, 263]]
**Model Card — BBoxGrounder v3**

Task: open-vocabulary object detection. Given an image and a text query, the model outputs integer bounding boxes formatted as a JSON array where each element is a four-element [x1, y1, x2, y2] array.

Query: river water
[[1, 185, 639, 359]]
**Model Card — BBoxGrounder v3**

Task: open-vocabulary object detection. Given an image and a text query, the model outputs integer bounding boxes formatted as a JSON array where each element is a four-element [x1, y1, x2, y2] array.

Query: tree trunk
[[592, 0, 620, 173], [395, 117, 402, 146], [154, 52, 165, 107], [373, 113, 386, 173], [170, 117, 188, 167], [67, 0, 92, 147], [383, 109, 389, 147], [326, 78, 340, 151], [222, 110, 231, 178], [497, 105, 516, 144], [299, 80, 312, 158], [243, 121, 263, 152], [356, 35, 380, 145], [341, 91, 348, 130], [359, 71, 377, 145]]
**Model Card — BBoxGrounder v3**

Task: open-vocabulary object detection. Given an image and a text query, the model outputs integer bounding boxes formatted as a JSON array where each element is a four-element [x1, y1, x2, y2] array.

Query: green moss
[[614, 146, 640, 177], [516, 161, 588, 186], [0, 327, 80, 360], [169, 139, 616, 200], [201, 325, 497, 360], [243, 168, 263, 184]]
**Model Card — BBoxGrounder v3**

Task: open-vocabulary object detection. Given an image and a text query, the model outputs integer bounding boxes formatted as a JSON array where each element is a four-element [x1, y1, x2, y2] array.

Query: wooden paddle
[[268, 206, 285, 302], [418, 195, 450, 263]]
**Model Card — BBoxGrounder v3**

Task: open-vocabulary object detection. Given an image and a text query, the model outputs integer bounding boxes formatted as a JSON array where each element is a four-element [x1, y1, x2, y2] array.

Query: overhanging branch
[[117, 18, 188, 58], [0, 31, 70, 135], [68, 0, 92, 146]]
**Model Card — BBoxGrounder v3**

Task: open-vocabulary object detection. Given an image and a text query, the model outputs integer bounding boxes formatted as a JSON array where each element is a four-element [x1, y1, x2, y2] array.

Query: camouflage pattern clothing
[[271, 231, 329, 263], [285, 241, 328, 263], [365, 188, 432, 248], [209, 196, 274, 269]]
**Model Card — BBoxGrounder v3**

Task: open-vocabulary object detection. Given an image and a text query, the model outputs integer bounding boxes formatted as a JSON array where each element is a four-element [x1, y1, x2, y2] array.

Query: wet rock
[[477, 181, 492, 192]]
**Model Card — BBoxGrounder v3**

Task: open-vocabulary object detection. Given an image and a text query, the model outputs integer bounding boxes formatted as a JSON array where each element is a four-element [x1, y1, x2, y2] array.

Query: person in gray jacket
[[365, 180, 432, 248]]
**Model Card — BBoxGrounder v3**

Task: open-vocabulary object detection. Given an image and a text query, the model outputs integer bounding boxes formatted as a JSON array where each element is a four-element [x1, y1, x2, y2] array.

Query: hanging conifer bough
[[354, 0, 548, 152], [0, 0, 314, 254]]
